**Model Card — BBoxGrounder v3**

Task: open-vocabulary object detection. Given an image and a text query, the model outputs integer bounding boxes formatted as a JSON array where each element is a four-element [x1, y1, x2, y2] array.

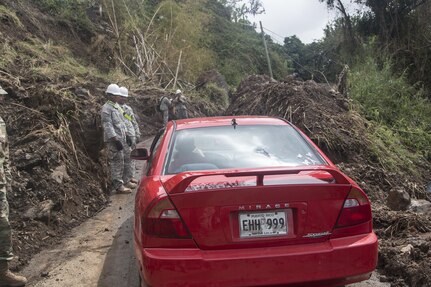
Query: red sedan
[[133, 116, 378, 287]]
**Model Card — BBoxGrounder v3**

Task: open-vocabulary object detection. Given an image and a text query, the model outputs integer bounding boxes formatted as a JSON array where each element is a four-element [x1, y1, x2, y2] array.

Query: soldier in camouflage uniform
[[119, 87, 140, 187], [0, 85, 28, 286], [159, 96, 172, 126], [101, 84, 131, 194], [173, 89, 188, 120]]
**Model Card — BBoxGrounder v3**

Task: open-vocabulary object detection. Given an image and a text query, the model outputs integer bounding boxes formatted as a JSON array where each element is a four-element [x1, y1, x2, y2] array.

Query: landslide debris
[[227, 75, 431, 286], [1, 76, 110, 269]]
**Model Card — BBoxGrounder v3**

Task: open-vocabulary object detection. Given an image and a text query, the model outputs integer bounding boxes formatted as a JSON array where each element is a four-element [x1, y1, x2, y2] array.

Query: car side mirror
[[131, 148, 150, 160]]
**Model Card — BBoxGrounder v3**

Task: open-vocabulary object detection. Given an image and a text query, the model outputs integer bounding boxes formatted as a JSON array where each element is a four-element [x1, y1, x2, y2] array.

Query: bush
[[349, 52, 431, 166], [201, 83, 229, 109]]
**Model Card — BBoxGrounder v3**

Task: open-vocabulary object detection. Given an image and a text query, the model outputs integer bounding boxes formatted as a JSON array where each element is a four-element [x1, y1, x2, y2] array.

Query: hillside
[[0, 0, 224, 268]]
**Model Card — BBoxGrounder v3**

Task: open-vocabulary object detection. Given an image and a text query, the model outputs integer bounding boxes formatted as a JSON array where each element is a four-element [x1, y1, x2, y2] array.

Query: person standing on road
[[159, 96, 172, 126], [119, 87, 140, 186], [0, 85, 28, 287], [101, 84, 132, 194], [173, 89, 188, 119]]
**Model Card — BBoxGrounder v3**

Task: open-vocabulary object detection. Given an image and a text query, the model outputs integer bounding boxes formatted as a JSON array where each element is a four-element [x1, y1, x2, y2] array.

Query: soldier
[[119, 87, 140, 186], [101, 84, 131, 194], [0, 85, 28, 286], [158, 96, 172, 126], [173, 89, 188, 119]]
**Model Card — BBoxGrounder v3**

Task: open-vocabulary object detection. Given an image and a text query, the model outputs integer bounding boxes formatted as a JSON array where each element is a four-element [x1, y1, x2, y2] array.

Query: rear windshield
[[165, 125, 325, 174]]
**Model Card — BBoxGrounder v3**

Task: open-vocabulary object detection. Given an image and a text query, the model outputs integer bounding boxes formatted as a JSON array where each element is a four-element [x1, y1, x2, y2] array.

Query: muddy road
[[21, 137, 388, 287]]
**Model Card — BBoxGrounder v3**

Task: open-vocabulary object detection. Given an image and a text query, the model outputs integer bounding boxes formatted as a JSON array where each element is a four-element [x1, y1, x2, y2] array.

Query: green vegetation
[[34, 0, 91, 31], [281, 1, 431, 174], [350, 53, 431, 167], [200, 83, 229, 109]]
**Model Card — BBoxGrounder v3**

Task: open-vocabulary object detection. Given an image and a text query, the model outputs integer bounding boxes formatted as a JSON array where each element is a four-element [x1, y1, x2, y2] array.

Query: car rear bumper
[[138, 232, 378, 287]]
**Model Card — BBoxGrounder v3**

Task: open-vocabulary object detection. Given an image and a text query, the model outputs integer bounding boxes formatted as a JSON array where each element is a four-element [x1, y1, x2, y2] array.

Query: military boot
[[0, 261, 27, 287], [116, 185, 132, 194], [124, 182, 137, 189]]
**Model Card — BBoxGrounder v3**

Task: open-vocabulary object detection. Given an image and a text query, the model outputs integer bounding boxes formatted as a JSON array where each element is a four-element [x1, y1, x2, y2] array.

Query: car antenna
[[231, 118, 238, 129]]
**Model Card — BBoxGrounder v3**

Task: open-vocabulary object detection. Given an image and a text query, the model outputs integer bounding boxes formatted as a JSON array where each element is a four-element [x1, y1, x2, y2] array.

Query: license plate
[[239, 210, 288, 238]]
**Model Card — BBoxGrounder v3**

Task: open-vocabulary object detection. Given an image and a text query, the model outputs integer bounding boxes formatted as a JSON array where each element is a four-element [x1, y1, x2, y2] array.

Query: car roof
[[172, 116, 290, 131]]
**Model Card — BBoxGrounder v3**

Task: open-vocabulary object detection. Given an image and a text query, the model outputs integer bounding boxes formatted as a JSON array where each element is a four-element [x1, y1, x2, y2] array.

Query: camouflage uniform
[[122, 104, 141, 184], [101, 101, 127, 191], [159, 97, 171, 126], [174, 95, 188, 119], [0, 116, 13, 262]]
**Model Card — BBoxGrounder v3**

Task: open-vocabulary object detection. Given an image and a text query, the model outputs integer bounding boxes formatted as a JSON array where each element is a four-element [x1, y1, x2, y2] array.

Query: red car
[[133, 116, 378, 287]]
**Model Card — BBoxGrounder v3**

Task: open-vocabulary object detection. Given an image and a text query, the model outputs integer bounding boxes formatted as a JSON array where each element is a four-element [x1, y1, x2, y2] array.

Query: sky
[[251, 0, 362, 44]]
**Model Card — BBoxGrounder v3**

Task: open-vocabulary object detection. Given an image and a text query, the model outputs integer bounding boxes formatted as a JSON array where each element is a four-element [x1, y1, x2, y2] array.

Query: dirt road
[[22, 185, 140, 287], [21, 138, 155, 287], [21, 137, 388, 287]]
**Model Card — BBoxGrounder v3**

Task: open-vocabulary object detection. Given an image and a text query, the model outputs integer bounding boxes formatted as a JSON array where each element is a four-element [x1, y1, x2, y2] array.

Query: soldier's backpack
[[156, 96, 166, 112]]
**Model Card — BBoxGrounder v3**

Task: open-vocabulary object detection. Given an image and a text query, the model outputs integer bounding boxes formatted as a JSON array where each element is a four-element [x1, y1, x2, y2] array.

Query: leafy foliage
[[349, 52, 431, 160], [218, 0, 265, 22]]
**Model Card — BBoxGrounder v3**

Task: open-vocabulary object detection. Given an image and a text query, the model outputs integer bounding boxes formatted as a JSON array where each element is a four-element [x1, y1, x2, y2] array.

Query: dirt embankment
[[227, 75, 431, 287]]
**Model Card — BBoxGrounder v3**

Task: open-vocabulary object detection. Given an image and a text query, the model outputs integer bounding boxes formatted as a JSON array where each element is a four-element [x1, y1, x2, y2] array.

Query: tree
[[319, 0, 357, 51], [218, 0, 265, 22]]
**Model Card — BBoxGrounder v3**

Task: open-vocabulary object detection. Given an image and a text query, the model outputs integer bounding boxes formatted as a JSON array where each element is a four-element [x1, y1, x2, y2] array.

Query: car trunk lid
[[162, 166, 352, 250]]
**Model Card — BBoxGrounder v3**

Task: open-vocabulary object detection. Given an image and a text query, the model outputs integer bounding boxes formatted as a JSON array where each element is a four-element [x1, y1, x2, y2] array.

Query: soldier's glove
[[126, 135, 132, 147], [114, 140, 123, 151]]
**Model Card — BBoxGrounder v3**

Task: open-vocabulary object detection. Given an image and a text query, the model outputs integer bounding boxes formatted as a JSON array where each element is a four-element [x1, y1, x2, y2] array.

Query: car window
[[165, 125, 325, 174]]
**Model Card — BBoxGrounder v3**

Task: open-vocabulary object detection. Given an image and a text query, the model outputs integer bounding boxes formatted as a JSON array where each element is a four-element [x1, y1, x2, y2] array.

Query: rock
[[426, 182, 431, 193], [74, 87, 90, 98], [386, 188, 411, 211], [15, 152, 43, 170], [50, 165, 70, 184], [400, 244, 414, 254], [409, 199, 431, 214], [41, 271, 49, 278], [24, 200, 55, 221]]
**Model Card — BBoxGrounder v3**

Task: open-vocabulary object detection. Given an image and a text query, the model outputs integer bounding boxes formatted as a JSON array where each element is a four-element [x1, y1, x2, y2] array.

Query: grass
[[33, 0, 91, 31], [0, 39, 18, 69], [17, 38, 100, 80], [0, 5, 24, 28]]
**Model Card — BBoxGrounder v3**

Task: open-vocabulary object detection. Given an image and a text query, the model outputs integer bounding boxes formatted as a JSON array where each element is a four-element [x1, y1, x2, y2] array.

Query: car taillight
[[331, 187, 372, 238], [142, 196, 191, 238]]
